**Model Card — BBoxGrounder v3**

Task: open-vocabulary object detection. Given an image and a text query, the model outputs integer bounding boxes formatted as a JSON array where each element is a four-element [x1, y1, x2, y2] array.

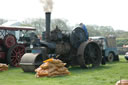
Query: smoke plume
[[40, 0, 53, 12]]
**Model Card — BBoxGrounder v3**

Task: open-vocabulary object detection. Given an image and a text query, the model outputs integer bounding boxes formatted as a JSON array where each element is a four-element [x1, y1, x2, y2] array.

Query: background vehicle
[[0, 26, 36, 67], [124, 52, 128, 60], [89, 36, 119, 62]]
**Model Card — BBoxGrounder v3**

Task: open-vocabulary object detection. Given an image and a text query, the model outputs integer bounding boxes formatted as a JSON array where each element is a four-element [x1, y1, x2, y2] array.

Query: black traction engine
[[20, 12, 102, 72]]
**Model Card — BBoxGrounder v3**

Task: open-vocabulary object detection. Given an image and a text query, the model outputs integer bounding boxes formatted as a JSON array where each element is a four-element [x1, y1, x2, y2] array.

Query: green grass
[[0, 55, 128, 85]]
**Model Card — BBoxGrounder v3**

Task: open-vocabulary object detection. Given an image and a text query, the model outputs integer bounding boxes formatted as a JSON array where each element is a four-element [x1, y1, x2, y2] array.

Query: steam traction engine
[[0, 26, 36, 67], [20, 12, 102, 72]]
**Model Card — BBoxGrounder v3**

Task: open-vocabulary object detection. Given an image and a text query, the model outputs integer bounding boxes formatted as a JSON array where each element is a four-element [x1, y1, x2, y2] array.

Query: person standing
[[80, 23, 89, 41]]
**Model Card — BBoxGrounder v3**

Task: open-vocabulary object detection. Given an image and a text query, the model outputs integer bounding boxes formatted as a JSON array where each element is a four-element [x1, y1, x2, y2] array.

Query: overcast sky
[[0, 0, 128, 31]]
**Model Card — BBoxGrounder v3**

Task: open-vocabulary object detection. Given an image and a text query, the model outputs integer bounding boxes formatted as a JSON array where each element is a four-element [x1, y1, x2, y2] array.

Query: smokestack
[[45, 12, 51, 42]]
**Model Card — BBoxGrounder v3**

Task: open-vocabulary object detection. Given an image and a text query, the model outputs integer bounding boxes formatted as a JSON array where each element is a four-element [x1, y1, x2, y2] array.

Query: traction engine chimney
[[45, 12, 51, 42]]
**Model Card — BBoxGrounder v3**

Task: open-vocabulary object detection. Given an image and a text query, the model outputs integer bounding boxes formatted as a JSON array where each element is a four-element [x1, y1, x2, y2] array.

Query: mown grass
[[0, 55, 128, 85]]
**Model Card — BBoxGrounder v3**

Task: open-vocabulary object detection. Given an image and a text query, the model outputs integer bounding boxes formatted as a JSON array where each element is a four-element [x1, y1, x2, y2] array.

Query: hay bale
[[0, 63, 8, 71], [35, 58, 70, 78], [116, 80, 128, 85]]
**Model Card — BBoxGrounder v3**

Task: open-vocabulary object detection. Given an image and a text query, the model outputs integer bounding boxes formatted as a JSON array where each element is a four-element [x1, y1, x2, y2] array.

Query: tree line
[[0, 18, 128, 47], [86, 25, 128, 47]]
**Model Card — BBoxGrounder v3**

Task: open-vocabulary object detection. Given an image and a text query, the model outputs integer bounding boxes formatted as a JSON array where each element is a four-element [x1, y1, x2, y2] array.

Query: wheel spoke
[[7, 45, 25, 67]]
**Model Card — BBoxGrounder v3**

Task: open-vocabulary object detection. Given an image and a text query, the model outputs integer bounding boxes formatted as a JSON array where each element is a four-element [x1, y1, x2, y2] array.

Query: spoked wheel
[[77, 41, 102, 68], [4, 34, 17, 48], [107, 53, 114, 62], [7, 44, 25, 67]]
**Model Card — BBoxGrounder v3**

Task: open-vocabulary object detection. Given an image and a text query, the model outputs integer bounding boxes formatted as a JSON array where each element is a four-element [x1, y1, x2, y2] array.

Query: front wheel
[[107, 53, 114, 62]]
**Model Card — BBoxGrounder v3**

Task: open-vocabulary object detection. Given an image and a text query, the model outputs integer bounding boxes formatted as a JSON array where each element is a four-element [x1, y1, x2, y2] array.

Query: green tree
[[0, 18, 7, 25], [51, 19, 71, 31], [116, 38, 128, 47], [115, 30, 128, 38], [21, 18, 45, 35], [21, 18, 71, 35], [86, 25, 101, 36], [86, 25, 115, 37]]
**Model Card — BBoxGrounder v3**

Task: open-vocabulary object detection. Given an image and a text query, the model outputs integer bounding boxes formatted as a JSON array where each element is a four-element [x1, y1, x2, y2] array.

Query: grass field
[[0, 55, 128, 85]]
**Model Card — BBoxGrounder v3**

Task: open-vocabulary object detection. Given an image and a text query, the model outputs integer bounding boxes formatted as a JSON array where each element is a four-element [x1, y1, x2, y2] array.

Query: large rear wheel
[[77, 41, 102, 68], [7, 44, 25, 67]]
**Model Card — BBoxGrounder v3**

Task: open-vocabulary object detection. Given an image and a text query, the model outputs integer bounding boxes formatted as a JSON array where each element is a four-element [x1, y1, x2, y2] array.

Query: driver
[[79, 23, 89, 41]]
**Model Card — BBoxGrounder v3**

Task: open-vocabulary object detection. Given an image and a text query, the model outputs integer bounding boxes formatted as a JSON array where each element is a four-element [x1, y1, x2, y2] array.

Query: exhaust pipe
[[45, 12, 51, 42]]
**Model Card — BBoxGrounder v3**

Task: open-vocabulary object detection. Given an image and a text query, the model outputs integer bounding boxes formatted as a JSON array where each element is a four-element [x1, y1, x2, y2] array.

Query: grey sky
[[0, 0, 128, 31]]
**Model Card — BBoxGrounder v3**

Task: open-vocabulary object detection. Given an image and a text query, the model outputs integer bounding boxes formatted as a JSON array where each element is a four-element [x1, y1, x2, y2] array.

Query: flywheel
[[4, 34, 17, 48]]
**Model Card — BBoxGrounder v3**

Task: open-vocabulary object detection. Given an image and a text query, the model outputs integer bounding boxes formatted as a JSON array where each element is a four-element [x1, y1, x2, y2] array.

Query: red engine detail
[[0, 38, 3, 45], [4, 34, 17, 48], [0, 52, 5, 59]]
